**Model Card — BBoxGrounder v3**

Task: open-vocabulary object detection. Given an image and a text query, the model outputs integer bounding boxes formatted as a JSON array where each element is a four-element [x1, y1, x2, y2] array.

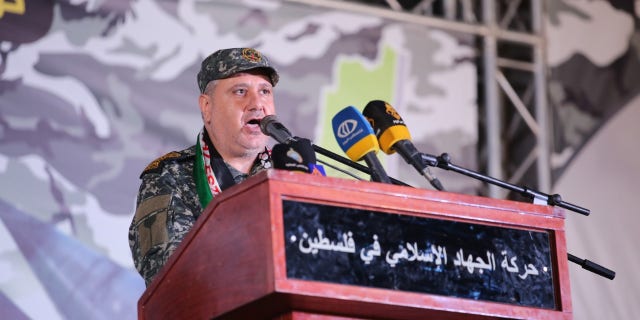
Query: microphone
[[362, 100, 445, 191], [259, 114, 296, 144], [260, 114, 408, 185], [272, 138, 325, 175], [331, 106, 391, 184]]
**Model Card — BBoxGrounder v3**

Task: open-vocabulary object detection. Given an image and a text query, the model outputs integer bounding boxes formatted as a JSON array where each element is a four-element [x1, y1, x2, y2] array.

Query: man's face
[[199, 71, 275, 159]]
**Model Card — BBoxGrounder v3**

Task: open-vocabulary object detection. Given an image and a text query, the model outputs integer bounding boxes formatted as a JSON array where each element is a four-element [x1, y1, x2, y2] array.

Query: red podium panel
[[138, 170, 571, 319]]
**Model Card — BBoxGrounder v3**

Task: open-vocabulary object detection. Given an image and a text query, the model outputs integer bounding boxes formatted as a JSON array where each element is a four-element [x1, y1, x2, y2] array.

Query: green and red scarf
[[194, 129, 271, 208]]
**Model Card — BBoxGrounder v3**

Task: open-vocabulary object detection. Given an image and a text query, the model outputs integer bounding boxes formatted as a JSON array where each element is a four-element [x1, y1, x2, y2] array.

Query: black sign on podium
[[283, 199, 555, 309]]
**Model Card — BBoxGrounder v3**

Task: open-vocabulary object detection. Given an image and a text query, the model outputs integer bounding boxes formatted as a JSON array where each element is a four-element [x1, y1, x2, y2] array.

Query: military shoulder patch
[[140, 151, 183, 177]]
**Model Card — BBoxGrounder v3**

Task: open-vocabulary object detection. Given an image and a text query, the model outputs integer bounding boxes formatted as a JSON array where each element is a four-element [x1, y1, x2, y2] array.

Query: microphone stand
[[419, 152, 615, 280], [422, 153, 589, 215], [311, 144, 411, 187], [308, 138, 615, 279], [569, 253, 615, 280]]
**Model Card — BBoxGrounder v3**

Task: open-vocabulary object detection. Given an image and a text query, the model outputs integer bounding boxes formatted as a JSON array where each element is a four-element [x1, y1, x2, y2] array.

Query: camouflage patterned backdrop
[[0, 1, 476, 318], [0, 0, 637, 319]]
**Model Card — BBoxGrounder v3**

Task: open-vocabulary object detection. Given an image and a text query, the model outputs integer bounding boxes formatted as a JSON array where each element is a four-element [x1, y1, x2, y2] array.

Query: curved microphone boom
[[331, 106, 391, 184], [362, 100, 445, 191]]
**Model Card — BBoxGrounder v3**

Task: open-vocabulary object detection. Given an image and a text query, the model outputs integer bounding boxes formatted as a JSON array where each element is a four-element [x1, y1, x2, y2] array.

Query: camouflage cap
[[197, 48, 279, 93]]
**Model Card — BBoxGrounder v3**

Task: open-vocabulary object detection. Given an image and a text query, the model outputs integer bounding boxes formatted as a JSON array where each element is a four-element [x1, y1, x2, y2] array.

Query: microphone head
[[260, 115, 294, 143], [331, 106, 380, 161], [362, 100, 411, 155], [259, 115, 274, 134], [272, 138, 316, 173]]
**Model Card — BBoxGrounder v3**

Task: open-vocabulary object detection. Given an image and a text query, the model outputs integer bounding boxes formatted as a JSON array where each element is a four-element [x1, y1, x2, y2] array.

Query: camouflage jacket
[[128, 144, 270, 286]]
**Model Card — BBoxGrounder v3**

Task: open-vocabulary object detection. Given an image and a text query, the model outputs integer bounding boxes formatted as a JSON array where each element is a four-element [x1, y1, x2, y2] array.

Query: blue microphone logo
[[332, 106, 375, 152], [336, 119, 358, 138]]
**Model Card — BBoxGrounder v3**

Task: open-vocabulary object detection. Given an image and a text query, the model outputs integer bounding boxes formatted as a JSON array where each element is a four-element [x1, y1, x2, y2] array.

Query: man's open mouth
[[246, 118, 261, 126]]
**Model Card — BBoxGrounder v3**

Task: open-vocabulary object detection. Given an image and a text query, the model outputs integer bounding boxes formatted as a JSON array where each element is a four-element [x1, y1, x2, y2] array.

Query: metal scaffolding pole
[[482, 0, 504, 198], [532, 0, 551, 192], [284, 0, 540, 45]]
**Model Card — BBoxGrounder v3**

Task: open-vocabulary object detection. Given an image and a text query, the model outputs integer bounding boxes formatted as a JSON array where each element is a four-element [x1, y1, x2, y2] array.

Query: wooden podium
[[138, 170, 572, 320]]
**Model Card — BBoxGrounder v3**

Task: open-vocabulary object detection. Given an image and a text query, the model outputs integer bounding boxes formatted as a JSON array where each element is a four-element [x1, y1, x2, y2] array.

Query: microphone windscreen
[[260, 114, 294, 143], [362, 100, 411, 155], [272, 138, 316, 173], [331, 106, 379, 161]]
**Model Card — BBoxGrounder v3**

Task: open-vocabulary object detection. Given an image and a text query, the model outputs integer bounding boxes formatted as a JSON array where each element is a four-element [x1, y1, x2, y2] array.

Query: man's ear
[[198, 94, 211, 123]]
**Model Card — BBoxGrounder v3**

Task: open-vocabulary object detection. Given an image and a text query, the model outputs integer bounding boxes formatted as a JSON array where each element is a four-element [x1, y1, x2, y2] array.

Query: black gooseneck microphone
[[259, 115, 297, 144]]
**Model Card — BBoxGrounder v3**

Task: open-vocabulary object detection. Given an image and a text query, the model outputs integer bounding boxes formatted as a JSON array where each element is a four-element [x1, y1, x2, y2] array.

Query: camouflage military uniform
[[129, 143, 271, 286], [129, 47, 279, 286]]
